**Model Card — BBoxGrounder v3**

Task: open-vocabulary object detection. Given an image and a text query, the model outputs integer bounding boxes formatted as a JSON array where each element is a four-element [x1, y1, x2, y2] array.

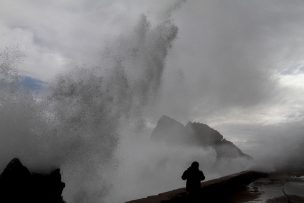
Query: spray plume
[[0, 13, 178, 202]]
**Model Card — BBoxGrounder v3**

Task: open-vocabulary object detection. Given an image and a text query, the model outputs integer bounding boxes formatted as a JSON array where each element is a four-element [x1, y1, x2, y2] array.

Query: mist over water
[[0, 14, 179, 202], [1, 1, 304, 203]]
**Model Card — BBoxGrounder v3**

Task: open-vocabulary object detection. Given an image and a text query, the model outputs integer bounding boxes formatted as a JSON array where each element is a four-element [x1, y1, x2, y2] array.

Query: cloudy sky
[[1, 0, 304, 154], [2, 1, 304, 202]]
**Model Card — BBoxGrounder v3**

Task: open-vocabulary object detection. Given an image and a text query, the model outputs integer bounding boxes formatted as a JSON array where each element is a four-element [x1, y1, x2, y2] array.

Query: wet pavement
[[234, 175, 304, 203], [126, 171, 304, 203]]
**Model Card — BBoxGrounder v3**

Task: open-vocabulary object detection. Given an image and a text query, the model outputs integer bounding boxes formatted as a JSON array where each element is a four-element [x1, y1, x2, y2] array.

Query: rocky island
[[151, 115, 250, 160]]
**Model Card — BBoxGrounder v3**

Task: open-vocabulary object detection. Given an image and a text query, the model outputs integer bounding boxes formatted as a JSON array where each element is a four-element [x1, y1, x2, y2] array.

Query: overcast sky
[[1, 0, 304, 153]]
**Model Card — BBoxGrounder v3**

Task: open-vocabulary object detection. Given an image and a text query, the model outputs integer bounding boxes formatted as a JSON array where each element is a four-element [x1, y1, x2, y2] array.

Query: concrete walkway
[[126, 171, 267, 203]]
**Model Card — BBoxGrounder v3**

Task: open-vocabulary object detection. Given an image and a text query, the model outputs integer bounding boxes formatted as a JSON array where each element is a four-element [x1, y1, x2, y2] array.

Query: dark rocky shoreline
[[0, 158, 65, 203], [0, 158, 303, 203]]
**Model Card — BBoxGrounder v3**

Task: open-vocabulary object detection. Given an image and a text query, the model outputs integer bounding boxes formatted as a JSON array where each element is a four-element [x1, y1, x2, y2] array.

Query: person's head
[[190, 161, 199, 169]]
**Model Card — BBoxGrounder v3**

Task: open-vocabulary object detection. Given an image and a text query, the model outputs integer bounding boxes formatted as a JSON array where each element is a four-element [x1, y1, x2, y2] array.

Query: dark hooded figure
[[182, 161, 205, 193]]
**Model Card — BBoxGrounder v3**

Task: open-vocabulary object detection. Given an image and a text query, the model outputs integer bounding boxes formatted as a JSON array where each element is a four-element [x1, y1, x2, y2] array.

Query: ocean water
[[239, 176, 304, 203]]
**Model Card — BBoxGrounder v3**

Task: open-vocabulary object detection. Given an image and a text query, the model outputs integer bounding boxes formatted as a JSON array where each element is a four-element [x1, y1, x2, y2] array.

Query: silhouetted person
[[182, 161, 205, 193]]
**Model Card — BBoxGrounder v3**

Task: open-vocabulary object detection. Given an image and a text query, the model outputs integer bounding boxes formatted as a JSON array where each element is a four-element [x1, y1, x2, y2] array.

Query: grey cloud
[[0, 0, 184, 80], [156, 0, 304, 122], [1, 1, 304, 202]]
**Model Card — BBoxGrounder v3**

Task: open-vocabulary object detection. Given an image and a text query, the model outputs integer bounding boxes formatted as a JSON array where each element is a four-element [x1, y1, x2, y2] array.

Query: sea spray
[[0, 15, 178, 203]]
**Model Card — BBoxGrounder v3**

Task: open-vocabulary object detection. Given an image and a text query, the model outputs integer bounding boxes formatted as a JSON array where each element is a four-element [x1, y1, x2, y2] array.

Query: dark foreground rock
[[0, 158, 65, 203], [126, 170, 267, 203], [152, 115, 251, 159], [267, 195, 304, 203]]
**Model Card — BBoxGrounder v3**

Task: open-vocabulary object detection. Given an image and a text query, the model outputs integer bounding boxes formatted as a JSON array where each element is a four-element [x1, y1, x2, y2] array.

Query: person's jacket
[[182, 166, 205, 192]]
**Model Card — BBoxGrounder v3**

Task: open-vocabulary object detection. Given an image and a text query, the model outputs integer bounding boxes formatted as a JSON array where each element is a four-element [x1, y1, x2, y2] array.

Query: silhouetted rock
[[151, 116, 188, 144], [151, 116, 250, 159], [185, 122, 223, 146], [0, 158, 65, 203]]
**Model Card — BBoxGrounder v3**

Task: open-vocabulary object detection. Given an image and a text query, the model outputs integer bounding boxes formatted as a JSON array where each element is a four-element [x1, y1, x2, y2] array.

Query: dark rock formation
[[151, 116, 188, 144], [151, 115, 250, 159], [0, 158, 65, 203]]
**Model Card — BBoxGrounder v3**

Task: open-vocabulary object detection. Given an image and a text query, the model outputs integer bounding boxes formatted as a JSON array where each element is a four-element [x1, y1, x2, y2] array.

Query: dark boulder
[[0, 158, 65, 203]]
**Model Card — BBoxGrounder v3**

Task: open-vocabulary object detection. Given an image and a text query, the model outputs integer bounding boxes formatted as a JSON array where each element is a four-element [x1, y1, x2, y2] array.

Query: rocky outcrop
[[0, 158, 65, 203], [151, 116, 188, 144], [151, 116, 250, 159]]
